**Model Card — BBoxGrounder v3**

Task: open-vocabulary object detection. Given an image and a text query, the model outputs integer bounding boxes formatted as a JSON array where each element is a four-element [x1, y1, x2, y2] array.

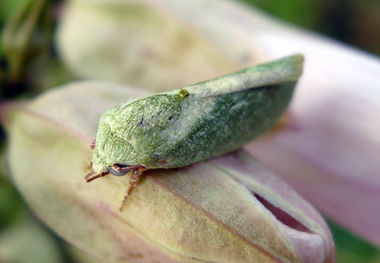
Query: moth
[[85, 54, 303, 210]]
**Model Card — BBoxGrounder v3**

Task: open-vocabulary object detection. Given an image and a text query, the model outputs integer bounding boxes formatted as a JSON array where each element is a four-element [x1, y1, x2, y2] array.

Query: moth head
[[90, 113, 137, 175], [90, 94, 184, 174]]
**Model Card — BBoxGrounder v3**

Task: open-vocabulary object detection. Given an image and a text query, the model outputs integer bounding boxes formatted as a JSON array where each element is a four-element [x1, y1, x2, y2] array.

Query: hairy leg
[[119, 166, 147, 211], [84, 170, 109, 182]]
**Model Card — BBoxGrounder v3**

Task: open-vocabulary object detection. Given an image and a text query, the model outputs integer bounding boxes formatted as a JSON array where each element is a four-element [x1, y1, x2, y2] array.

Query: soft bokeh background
[[242, 0, 380, 56], [0, 0, 379, 262]]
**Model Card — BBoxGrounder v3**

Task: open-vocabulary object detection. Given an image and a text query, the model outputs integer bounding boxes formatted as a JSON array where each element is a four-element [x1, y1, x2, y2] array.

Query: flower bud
[[58, 0, 380, 247], [2, 81, 334, 262], [57, 0, 234, 92]]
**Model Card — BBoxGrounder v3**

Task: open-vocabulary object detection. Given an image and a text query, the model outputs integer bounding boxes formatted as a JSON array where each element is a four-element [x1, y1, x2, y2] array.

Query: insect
[[85, 54, 304, 210]]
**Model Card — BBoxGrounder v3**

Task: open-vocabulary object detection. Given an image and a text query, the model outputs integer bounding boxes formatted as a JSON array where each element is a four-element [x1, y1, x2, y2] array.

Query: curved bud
[[56, 0, 380, 247], [2, 81, 334, 263], [56, 0, 234, 92]]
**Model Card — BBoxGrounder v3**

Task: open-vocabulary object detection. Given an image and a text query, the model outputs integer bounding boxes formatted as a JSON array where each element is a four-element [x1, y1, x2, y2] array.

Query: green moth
[[86, 54, 303, 210]]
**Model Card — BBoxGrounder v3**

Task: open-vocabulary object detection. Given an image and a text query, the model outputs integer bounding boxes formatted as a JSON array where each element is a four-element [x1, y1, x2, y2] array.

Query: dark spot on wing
[[138, 116, 144, 126]]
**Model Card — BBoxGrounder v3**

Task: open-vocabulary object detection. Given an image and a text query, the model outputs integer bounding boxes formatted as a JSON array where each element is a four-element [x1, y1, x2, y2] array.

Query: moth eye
[[109, 168, 128, 176]]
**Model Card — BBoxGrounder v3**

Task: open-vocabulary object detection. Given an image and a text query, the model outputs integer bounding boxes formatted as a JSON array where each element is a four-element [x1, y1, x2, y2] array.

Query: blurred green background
[[242, 0, 380, 56], [0, 0, 379, 262]]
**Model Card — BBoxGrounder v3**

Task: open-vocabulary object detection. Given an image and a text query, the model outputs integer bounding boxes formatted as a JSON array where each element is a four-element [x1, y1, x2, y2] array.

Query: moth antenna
[[84, 170, 94, 181], [85, 171, 109, 182]]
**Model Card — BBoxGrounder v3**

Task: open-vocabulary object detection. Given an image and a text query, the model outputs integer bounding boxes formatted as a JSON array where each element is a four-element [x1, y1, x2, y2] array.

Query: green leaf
[[327, 220, 380, 263]]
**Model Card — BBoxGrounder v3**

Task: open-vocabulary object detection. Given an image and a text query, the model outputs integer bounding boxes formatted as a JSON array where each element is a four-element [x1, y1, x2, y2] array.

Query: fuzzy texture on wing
[[92, 55, 303, 174]]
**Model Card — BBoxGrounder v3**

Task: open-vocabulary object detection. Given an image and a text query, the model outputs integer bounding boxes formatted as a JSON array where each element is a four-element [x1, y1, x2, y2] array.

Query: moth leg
[[85, 171, 109, 182], [119, 166, 147, 211]]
